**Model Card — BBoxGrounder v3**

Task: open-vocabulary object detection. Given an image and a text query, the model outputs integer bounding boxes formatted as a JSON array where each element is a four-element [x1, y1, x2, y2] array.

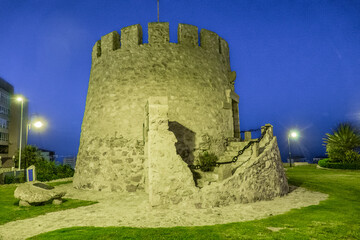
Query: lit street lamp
[[25, 118, 46, 145], [16, 95, 45, 170], [288, 130, 299, 167]]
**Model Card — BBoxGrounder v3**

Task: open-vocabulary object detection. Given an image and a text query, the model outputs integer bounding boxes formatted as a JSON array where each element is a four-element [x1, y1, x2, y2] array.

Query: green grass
[[47, 180, 73, 187], [0, 181, 96, 225], [23, 166, 360, 239]]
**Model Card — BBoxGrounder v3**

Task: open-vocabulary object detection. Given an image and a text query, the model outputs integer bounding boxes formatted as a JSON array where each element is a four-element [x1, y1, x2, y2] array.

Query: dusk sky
[[0, 0, 359, 162]]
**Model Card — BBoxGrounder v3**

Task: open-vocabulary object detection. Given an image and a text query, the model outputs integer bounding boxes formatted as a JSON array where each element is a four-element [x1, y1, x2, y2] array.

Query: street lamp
[[33, 121, 43, 128], [288, 130, 299, 167], [25, 118, 46, 144], [16, 96, 24, 170]]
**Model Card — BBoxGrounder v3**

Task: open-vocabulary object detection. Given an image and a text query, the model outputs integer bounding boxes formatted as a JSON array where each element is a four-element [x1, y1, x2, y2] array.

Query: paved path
[[0, 185, 328, 240]]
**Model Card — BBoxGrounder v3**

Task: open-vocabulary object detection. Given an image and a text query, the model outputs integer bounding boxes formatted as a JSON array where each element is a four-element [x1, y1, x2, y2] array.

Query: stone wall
[[146, 97, 197, 207], [0, 168, 12, 174], [73, 135, 145, 192], [74, 22, 239, 192], [193, 136, 289, 208]]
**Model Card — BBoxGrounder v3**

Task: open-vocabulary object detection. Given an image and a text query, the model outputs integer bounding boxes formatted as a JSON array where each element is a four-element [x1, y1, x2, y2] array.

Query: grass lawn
[[0, 181, 96, 225], [31, 166, 360, 240], [28, 165, 360, 240]]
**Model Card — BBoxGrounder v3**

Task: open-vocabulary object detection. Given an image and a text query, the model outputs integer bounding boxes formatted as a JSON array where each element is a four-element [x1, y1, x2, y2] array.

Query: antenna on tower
[[157, 0, 159, 22]]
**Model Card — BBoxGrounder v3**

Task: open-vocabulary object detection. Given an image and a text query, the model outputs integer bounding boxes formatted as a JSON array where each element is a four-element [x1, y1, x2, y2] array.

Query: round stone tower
[[73, 23, 240, 192]]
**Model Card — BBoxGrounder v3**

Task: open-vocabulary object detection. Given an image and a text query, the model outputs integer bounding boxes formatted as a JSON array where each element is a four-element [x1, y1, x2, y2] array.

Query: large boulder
[[14, 182, 66, 206]]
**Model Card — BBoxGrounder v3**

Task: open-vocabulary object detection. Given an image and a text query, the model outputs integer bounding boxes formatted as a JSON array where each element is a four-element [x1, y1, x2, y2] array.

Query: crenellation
[[92, 40, 101, 61], [101, 31, 120, 53], [121, 24, 143, 47], [148, 22, 169, 44], [93, 23, 230, 58], [220, 38, 229, 60], [178, 23, 198, 46], [200, 29, 220, 53]]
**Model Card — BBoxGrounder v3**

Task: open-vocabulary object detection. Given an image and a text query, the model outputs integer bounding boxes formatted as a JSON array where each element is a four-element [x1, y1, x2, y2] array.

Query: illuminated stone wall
[[195, 136, 289, 208], [146, 97, 197, 207], [73, 23, 239, 192]]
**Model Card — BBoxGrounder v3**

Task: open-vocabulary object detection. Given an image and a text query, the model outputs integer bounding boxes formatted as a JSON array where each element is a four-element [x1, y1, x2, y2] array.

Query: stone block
[[244, 131, 252, 141], [92, 40, 101, 60], [200, 29, 220, 52], [148, 22, 169, 44], [178, 23, 198, 46], [121, 24, 142, 47], [220, 37, 229, 62], [101, 31, 120, 53]]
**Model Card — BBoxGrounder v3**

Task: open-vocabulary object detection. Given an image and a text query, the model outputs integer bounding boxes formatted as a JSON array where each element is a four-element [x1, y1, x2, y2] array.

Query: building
[[39, 148, 56, 162], [63, 156, 76, 169], [0, 77, 28, 168], [73, 23, 288, 207], [288, 155, 308, 163]]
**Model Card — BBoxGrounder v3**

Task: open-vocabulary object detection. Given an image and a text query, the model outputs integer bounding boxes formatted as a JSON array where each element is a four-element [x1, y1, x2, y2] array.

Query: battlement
[[92, 22, 230, 63]]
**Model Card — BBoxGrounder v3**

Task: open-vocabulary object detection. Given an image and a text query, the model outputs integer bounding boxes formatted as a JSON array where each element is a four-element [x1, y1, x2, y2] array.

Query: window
[[0, 90, 10, 106], [0, 106, 9, 115], [0, 132, 9, 141], [0, 118, 8, 129], [0, 145, 8, 153]]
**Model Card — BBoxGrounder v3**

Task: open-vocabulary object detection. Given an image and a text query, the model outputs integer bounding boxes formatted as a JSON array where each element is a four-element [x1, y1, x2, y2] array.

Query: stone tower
[[73, 23, 288, 207], [73, 23, 239, 191]]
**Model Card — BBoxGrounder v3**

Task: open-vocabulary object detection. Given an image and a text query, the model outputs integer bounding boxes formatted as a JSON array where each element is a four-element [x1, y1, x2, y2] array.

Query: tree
[[14, 145, 43, 169], [14, 145, 75, 182], [323, 123, 360, 163]]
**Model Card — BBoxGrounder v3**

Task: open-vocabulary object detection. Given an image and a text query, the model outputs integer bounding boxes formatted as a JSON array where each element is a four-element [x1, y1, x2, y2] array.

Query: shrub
[[323, 123, 360, 163], [4, 172, 25, 184], [4, 174, 15, 184], [198, 151, 218, 172], [318, 158, 360, 170], [12, 145, 75, 182], [345, 150, 360, 163], [55, 164, 75, 179]]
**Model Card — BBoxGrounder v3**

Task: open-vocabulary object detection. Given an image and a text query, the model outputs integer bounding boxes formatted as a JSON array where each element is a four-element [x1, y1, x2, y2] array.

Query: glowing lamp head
[[289, 130, 299, 139], [16, 96, 23, 102], [33, 121, 44, 128]]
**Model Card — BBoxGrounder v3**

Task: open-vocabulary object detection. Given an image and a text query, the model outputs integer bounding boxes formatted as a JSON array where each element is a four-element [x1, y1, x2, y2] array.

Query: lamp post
[[288, 130, 299, 167], [25, 120, 44, 145], [16, 96, 24, 170]]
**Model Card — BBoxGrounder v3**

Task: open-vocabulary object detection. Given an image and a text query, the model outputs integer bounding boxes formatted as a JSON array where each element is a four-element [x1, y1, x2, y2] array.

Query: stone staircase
[[193, 124, 275, 187], [195, 141, 257, 188], [215, 141, 257, 181]]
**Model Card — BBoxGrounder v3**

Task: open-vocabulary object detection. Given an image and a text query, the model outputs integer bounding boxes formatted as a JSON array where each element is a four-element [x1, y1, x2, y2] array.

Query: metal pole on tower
[[157, 0, 159, 22]]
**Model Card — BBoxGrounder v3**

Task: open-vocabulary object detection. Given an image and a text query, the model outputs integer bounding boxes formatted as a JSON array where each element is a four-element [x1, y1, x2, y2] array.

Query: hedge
[[318, 158, 360, 170]]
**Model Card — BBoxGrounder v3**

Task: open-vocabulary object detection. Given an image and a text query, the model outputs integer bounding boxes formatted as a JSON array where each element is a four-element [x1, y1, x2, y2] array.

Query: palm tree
[[323, 123, 360, 162]]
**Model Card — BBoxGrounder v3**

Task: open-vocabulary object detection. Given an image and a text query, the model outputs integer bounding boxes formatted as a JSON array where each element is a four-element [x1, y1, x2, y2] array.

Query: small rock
[[14, 182, 66, 206], [19, 200, 31, 207], [52, 199, 63, 205]]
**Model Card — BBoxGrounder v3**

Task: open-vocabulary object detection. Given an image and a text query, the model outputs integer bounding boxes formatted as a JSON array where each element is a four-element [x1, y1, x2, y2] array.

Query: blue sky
[[0, 0, 359, 161]]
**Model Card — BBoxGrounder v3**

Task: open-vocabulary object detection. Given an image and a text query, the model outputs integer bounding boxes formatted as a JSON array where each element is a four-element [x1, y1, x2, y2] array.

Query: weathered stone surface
[[19, 200, 31, 207], [146, 97, 197, 207], [74, 22, 289, 208], [52, 199, 63, 205], [14, 182, 66, 205], [193, 136, 289, 207], [73, 136, 145, 192], [74, 22, 235, 193]]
